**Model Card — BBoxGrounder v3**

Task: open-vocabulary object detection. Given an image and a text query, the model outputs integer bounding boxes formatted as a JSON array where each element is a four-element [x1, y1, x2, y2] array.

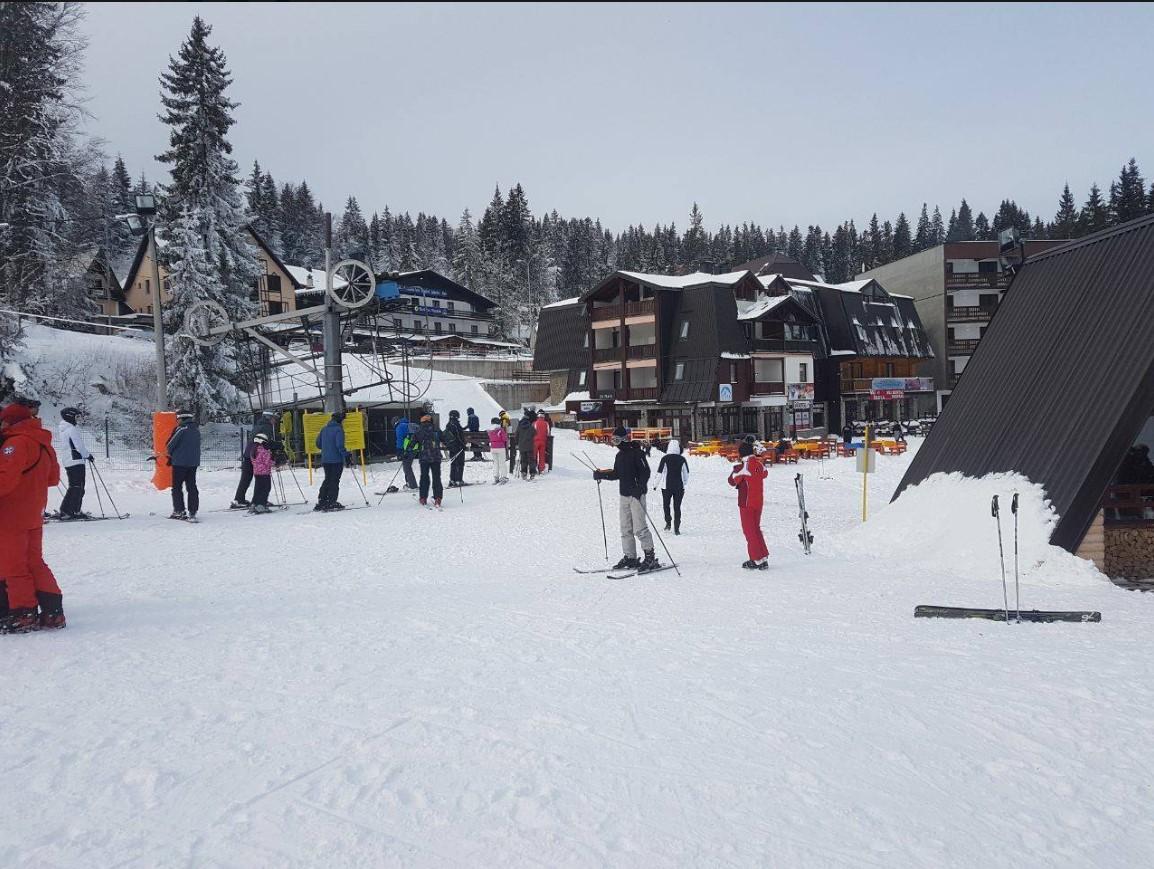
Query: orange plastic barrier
[[152, 411, 177, 491]]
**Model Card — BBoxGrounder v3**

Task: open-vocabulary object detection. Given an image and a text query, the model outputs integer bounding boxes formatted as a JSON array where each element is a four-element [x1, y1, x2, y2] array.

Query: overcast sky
[[79, 2, 1153, 232]]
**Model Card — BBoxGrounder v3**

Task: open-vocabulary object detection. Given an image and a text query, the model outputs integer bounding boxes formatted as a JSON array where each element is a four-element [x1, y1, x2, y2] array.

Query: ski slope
[[4, 432, 1152, 867]]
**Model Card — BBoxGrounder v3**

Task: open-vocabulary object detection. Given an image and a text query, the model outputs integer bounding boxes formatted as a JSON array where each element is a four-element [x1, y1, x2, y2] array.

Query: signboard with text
[[787, 383, 815, 402], [870, 389, 904, 400], [871, 377, 933, 392], [719, 383, 734, 402]]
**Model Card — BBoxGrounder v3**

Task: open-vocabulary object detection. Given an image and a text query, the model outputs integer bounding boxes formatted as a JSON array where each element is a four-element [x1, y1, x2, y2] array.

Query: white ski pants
[[619, 494, 654, 559]]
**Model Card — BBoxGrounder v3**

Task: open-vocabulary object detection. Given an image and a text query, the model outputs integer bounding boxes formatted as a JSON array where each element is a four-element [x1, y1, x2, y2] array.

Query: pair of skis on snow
[[916, 492, 1102, 624], [573, 564, 677, 580]]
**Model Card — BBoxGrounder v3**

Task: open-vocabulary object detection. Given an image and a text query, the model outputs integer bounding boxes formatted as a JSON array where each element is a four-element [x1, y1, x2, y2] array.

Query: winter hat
[[667, 438, 681, 455], [612, 426, 629, 446], [738, 439, 754, 457], [261, 409, 277, 417], [450, 409, 460, 418], [491, 417, 500, 425], [0, 403, 33, 425], [60, 406, 81, 424], [253, 433, 269, 443], [467, 407, 474, 414], [176, 410, 195, 420]]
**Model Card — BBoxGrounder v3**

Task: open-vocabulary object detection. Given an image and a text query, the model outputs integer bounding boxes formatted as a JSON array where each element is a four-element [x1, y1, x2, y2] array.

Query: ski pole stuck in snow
[[992, 494, 1010, 622], [89, 462, 127, 519], [1012, 491, 1021, 621]]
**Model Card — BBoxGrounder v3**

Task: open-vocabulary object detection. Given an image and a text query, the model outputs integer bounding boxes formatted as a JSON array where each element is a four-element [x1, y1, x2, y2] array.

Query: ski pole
[[638, 494, 680, 576], [376, 460, 407, 505], [91, 463, 107, 518], [286, 462, 309, 504], [91, 462, 125, 519], [992, 495, 1009, 622], [1011, 492, 1020, 622], [596, 479, 609, 562], [347, 459, 371, 506]]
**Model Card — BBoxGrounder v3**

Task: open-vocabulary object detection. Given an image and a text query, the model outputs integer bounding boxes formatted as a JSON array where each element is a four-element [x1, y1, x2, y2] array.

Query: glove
[[345, 454, 354, 468], [87, 455, 95, 464], [593, 470, 606, 481]]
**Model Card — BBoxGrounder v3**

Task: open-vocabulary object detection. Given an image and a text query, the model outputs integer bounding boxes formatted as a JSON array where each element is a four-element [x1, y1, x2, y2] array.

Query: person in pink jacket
[[533, 410, 550, 473], [249, 433, 276, 513], [488, 417, 508, 484]]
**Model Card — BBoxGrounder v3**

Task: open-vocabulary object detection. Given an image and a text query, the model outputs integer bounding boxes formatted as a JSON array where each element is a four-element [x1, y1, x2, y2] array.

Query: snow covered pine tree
[[156, 15, 259, 415]]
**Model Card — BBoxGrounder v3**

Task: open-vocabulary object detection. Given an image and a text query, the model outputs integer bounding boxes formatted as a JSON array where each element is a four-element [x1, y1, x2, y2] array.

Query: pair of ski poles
[[87, 460, 125, 520], [571, 449, 680, 575], [992, 493, 1020, 623], [376, 448, 467, 506]]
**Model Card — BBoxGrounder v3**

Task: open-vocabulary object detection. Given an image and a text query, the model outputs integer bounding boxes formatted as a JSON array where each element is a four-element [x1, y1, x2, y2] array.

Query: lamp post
[[517, 255, 537, 342], [124, 194, 167, 410]]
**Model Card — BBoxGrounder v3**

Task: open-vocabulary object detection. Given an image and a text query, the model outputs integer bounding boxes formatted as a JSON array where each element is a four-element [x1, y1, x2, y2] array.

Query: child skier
[[593, 426, 659, 572], [488, 417, 508, 484], [249, 433, 275, 513], [656, 438, 688, 535], [728, 437, 769, 570]]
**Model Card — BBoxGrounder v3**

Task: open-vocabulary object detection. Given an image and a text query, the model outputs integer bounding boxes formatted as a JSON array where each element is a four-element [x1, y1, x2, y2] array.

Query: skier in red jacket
[[0, 402, 66, 632], [728, 436, 769, 570], [533, 410, 550, 473]]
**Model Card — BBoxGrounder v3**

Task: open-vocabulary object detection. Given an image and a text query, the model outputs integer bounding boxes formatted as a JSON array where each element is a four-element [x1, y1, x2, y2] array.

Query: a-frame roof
[[121, 224, 304, 290], [895, 214, 1154, 552]]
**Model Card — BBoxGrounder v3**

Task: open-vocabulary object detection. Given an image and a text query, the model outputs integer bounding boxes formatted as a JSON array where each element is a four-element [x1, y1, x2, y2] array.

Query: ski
[[607, 564, 677, 580], [795, 473, 813, 555], [573, 565, 611, 574], [243, 505, 291, 516], [297, 505, 371, 515], [45, 513, 129, 522], [914, 605, 1102, 623]]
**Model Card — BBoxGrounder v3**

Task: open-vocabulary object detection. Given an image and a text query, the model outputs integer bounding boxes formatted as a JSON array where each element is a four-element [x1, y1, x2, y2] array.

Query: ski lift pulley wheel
[[328, 259, 376, 309], [184, 300, 230, 346]]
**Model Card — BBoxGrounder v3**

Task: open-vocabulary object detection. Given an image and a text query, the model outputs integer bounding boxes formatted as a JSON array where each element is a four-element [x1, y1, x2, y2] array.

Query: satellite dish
[[327, 259, 376, 309], [184, 300, 230, 346]]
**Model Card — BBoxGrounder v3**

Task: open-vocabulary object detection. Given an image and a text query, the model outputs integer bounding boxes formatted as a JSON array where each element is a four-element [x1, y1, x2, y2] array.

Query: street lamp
[[120, 193, 167, 409]]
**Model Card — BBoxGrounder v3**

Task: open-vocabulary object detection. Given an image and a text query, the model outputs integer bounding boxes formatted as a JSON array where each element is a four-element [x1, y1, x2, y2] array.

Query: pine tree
[[0, 1, 93, 329], [865, 214, 882, 270], [451, 208, 484, 290], [336, 196, 369, 262], [787, 226, 804, 262], [945, 209, 958, 242], [1051, 183, 1078, 239], [156, 15, 259, 414], [974, 212, 992, 240], [892, 213, 912, 260], [914, 204, 931, 252], [1109, 158, 1147, 224], [929, 206, 944, 248], [879, 221, 894, 264], [1078, 183, 1109, 236], [951, 199, 975, 241], [682, 203, 708, 268], [802, 226, 824, 277], [111, 156, 134, 215]]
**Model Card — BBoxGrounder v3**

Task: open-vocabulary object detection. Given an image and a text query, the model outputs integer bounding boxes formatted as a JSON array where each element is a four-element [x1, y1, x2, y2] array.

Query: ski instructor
[[0, 401, 67, 633], [592, 426, 660, 573]]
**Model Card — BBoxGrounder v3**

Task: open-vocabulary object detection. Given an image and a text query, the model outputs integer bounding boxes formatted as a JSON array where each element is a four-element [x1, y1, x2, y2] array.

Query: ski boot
[[637, 551, 661, 573], [664, 521, 671, 532], [230, 500, 250, 510], [0, 608, 40, 634], [186, 512, 199, 523], [313, 503, 328, 512], [169, 510, 188, 521], [741, 559, 758, 570], [37, 592, 66, 630], [250, 504, 271, 514], [328, 502, 346, 511], [754, 559, 769, 571], [419, 497, 428, 506], [434, 498, 443, 510], [612, 555, 641, 571]]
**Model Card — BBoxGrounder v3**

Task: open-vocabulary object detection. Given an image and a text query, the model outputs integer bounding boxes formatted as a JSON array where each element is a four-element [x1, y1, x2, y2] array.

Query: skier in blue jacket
[[394, 416, 418, 489], [315, 412, 351, 511]]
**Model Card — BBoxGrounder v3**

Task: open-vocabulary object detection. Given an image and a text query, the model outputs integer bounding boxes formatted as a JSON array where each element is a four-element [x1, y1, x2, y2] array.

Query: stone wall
[[1104, 525, 1154, 580]]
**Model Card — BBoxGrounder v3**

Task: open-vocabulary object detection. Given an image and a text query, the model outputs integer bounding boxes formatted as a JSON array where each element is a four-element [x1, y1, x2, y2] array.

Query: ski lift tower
[[183, 212, 375, 410]]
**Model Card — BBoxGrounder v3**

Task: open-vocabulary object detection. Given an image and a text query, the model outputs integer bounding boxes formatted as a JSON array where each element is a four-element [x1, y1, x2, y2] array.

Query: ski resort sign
[[869, 377, 933, 400]]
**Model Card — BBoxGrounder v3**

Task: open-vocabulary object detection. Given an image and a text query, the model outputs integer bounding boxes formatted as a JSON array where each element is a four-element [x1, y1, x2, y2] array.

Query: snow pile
[[831, 471, 1107, 588]]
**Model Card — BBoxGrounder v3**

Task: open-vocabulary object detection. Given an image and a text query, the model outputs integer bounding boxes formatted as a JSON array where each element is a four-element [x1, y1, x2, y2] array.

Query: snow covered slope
[[4, 435, 1151, 867]]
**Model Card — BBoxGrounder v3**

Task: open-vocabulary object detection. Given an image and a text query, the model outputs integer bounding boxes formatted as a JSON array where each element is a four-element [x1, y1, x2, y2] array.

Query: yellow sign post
[[860, 424, 872, 521]]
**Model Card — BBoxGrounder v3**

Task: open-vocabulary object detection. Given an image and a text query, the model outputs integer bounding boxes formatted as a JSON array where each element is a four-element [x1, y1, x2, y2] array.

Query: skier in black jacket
[[411, 414, 444, 507], [444, 409, 467, 487], [516, 409, 537, 480], [655, 438, 688, 534], [466, 407, 484, 461], [593, 426, 659, 572]]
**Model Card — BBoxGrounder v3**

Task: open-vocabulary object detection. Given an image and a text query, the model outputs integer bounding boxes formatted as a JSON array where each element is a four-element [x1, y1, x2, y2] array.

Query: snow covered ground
[[5, 433, 1153, 867]]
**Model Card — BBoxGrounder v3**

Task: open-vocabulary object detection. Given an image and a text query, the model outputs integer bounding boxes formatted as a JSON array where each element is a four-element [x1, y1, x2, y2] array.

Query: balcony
[[594, 387, 659, 402], [752, 338, 816, 355], [945, 273, 1010, 291], [946, 339, 981, 355], [590, 298, 656, 324], [626, 343, 657, 360], [592, 347, 621, 365], [947, 305, 997, 323], [751, 381, 785, 396]]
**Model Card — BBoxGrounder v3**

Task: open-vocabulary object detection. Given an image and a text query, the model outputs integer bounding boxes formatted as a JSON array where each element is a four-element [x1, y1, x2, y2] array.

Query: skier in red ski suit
[[728, 437, 769, 570], [533, 412, 550, 473], [0, 402, 66, 632]]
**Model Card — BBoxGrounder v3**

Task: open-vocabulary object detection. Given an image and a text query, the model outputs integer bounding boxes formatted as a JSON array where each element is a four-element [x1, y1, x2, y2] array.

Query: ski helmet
[[176, 410, 195, 420], [60, 407, 82, 424], [738, 439, 754, 457], [449, 409, 460, 418], [253, 433, 269, 443], [611, 426, 629, 446]]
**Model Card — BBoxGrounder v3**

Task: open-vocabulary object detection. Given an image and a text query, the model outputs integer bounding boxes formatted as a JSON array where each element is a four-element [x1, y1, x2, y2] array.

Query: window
[[448, 302, 455, 313], [267, 301, 284, 315], [435, 322, 442, 334], [679, 320, 689, 340], [578, 370, 587, 386], [393, 318, 402, 328], [885, 362, 895, 377], [799, 362, 808, 382], [145, 280, 151, 295], [471, 324, 478, 335], [583, 333, 590, 348], [674, 362, 685, 381], [414, 320, 423, 332], [978, 260, 998, 274], [449, 323, 456, 333], [730, 363, 738, 383]]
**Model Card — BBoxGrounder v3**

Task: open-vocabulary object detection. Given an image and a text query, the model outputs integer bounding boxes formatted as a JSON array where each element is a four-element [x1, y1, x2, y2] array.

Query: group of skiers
[[592, 427, 770, 573]]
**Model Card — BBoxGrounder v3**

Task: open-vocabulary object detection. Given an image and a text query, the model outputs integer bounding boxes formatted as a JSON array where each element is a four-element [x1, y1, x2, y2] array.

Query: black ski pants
[[318, 463, 343, 507], [449, 451, 465, 484], [253, 475, 272, 507], [171, 466, 199, 515], [60, 464, 86, 516], [402, 455, 418, 489], [234, 454, 254, 502], [519, 447, 535, 477], [662, 488, 684, 531], [419, 459, 443, 501]]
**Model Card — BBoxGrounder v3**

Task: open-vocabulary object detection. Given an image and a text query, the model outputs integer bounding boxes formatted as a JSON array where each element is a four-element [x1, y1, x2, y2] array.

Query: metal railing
[[751, 381, 786, 395], [946, 305, 996, 322], [1103, 484, 1154, 525], [947, 339, 981, 354], [945, 273, 1010, 290]]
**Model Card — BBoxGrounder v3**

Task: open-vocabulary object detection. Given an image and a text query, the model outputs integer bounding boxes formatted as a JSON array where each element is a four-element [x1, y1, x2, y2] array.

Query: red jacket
[[728, 455, 766, 510], [533, 418, 549, 443], [0, 417, 60, 531]]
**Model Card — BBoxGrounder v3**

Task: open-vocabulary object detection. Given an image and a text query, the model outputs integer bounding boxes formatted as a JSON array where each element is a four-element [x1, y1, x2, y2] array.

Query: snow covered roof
[[617, 270, 751, 290], [288, 265, 347, 295], [736, 295, 791, 321], [720, 352, 751, 360], [541, 297, 581, 310]]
